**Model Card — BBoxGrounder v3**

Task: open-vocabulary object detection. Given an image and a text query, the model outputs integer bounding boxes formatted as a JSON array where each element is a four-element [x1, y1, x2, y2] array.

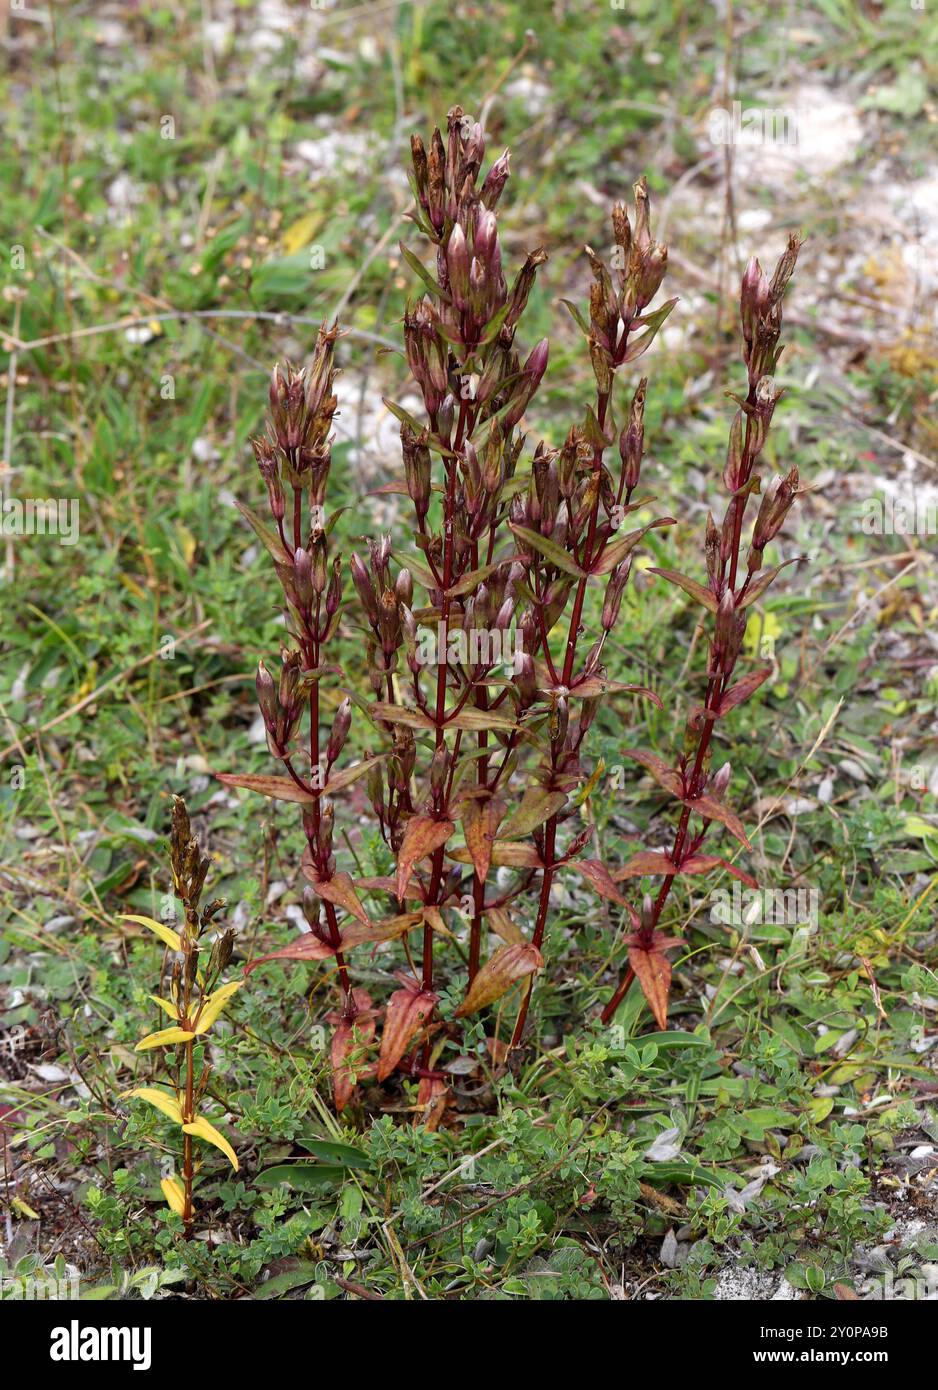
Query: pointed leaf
[[126, 1087, 184, 1125], [193, 980, 243, 1034], [648, 568, 718, 612], [448, 840, 542, 868], [613, 851, 679, 880], [215, 772, 316, 805], [628, 945, 672, 1029], [243, 933, 335, 975], [462, 797, 504, 882], [234, 500, 292, 566], [122, 914, 182, 952], [622, 297, 678, 362], [679, 854, 758, 888], [148, 993, 180, 1021], [486, 906, 525, 945], [341, 912, 424, 951], [718, 667, 773, 715], [572, 858, 638, 911], [377, 986, 438, 1080], [497, 788, 567, 840], [509, 524, 586, 579], [623, 749, 684, 798], [684, 794, 752, 850], [395, 817, 455, 902], [322, 756, 385, 797], [135, 1026, 196, 1051], [454, 943, 544, 1017], [160, 1176, 186, 1216], [590, 518, 675, 576], [306, 869, 369, 925], [182, 1115, 239, 1171], [738, 557, 801, 609], [368, 700, 435, 731], [332, 1010, 377, 1112]]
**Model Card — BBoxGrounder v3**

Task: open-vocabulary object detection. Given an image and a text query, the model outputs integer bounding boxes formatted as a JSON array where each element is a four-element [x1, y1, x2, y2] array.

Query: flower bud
[[429, 744, 451, 800], [350, 553, 378, 624], [619, 378, 646, 492], [255, 660, 278, 727], [480, 149, 510, 209], [327, 697, 352, 766], [293, 547, 314, 608]]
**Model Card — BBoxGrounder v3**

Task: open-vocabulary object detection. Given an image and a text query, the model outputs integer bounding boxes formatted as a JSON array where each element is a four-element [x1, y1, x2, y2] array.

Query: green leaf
[[295, 1138, 373, 1168], [509, 524, 586, 578], [255, 1164, 349, 1192]]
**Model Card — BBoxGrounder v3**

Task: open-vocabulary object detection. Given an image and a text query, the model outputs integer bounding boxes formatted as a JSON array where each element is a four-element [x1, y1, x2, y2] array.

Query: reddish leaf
[[455, 943, 544, 1017], [628, 945, 672, 1029], [304, 868, 368, 925], [684, 794, 752, 850], [395, 816, 455, 902], [613, 851, 679, 880], [461, 797, 504, 883], [416, 1076, 451, 1131], [718, 667, 773, 716], [573, 859, 639, 913], [647, 568, 718, 612], [322, 755, 386, 797], [590, 518, 675, 576], [354, 874, 425, 902], [215, 772, 315, 805], [448, 841, 542, 868], [679, 854, 758, 888], [341, 912, 423, 950], [623, 749, 684, 798], [332, 1003, 377, 1112], [244, 932, 335, 976], [738, 557, 801, 609], [377, 985, 438, 1080]]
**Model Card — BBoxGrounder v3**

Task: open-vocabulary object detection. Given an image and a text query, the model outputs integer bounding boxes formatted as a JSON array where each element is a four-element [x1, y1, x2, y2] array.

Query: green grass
[[1, 0, 937, 1301]]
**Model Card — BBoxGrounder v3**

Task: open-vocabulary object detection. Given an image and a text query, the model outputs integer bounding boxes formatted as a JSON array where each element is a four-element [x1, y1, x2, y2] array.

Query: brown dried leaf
[[454, 943, 544, 1017], [613, 851, 679, 880], [486, 907, 525, 946]]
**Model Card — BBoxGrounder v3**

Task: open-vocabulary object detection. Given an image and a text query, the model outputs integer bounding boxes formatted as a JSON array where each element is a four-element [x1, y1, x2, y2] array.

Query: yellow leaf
[[148, 993, 180, 1021], [161, 1176, 186, 1216], [135, 1027, 196, 1051], [125, 1087, 184, 1125], [176, 524, 197, 568], [12, 1197, 40, 1219], [121, 913, 182, 952], [280, 210, 324, 255], [183, 1116, 239, 1171], [193, 980, 242, 1034]]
